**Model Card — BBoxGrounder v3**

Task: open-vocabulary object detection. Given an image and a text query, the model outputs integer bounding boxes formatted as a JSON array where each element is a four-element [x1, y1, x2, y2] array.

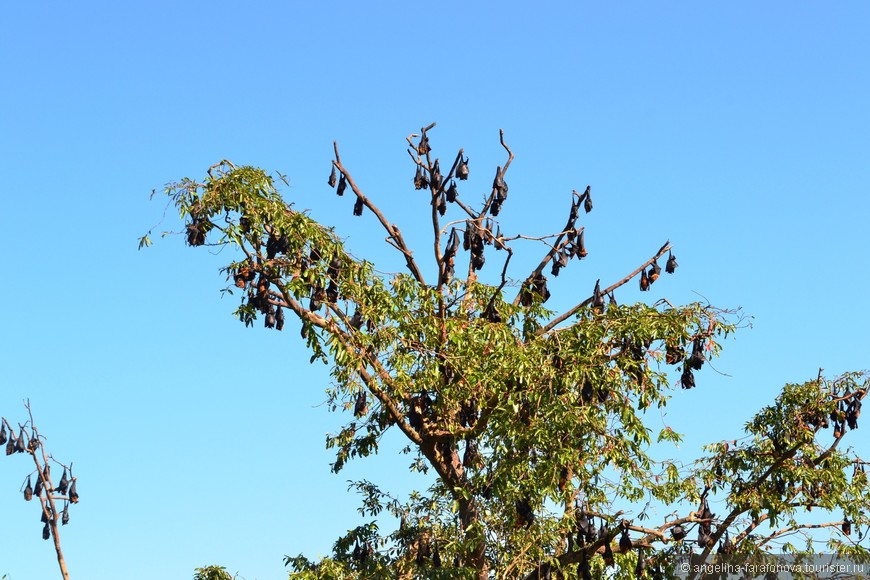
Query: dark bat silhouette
[[446, 180, 458, 202], [592, 279, 605, 311], [354, 391, 367, 417], [456, 156, 469, 180], [635, 547, 645, 577], [414, 165, 428, 190], [417, 134, 430, 155], [619, 527, 632, 552], [275, 307, 285, 331], [431, 159, 442, 192], [666, 251, 678, 274], [328, 165, 337, 188], [57, 469, 69, 495], [640, 269, 650, 291], [689, 339, 705, 370], [681, 365, 695, 389], [648, 260, 661, 283]]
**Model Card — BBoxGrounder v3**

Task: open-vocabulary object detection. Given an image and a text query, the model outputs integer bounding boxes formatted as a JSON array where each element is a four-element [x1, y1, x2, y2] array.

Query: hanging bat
[[483, 300, 502, 323], [671, 524, 686, 540], [603, 537, 615, 567], [15, 428, 27, 453], [275, 307, 285, 331], [417, 134, 430, 155], [0, 423, 5, 445], [583, 186, 592, 213], [446, 181, 458, 202], [328, 165, 337, 188], [68, 479, 78, 503], [353, 197, 364, 216], [697, 524, 714, 548], [24, 477, 33, 501], [619, 528, 632, 552], [265, 306, 276, 329], [689, 339, 705, 370], [515, 498, 535, 529], [62, 503, 69, 525], [534, 273, 551, 302], [463, 220, 474, 251], [28, 431, 39, 452], [492, 166, 505, 193], [551, 251, 568, 277], [666, 251, 678, 273], [490, 198, 502, 216], [592, 279, 605, 311], [456, 156, 469, 180], [42, 522, 50, 541], [326, 280, 339, 303], [186, 221, 207, 246], [354, 391, 367, 417], [336, 175, 347, 196], [635, 547, 645, 577], [648, 260, 661, 283], [581, 377, 594, 403], [445, 229, 460, 259], [57, 469, 69, 495], [699, 497, 713, 521], [639, 270, 650, 291], [431, 159, 442, 191], [681, 366, 695, 389]]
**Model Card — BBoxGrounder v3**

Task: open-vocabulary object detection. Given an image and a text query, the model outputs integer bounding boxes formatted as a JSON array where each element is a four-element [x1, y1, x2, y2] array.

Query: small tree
[[193, 565, 236, 580], [148, 124, 868, 579], [3, 401, 79, 580]]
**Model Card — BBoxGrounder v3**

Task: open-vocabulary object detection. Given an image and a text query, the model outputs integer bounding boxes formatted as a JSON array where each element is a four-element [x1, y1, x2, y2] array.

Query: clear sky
[[1, 2, 868, 578]]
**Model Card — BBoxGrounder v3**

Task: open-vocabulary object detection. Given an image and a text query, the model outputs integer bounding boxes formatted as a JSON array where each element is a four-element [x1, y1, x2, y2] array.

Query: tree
[[2, 401, 79, 580], [193, 565, 236, 580], [147, 124, 869, 579]]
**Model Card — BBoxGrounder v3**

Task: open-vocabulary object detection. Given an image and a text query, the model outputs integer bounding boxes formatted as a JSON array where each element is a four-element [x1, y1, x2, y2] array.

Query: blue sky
[[1, 2, 868, 578]]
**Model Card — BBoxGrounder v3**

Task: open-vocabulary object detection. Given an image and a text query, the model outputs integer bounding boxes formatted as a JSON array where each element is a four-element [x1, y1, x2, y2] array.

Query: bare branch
[[541, 240, 672, 333], [332, 142, 426, 285]]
